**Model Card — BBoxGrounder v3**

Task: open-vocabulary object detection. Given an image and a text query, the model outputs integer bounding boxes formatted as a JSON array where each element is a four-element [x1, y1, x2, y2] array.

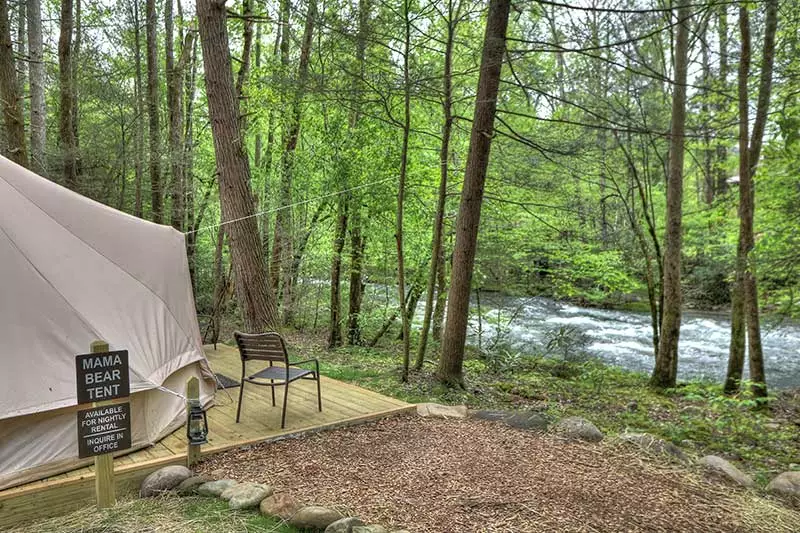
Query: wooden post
[[90, 339, 116, 509], [186, 377, 201, 467]]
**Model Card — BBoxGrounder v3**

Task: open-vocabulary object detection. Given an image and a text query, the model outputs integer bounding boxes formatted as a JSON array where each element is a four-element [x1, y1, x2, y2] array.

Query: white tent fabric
[[0, 156, 215, 490]]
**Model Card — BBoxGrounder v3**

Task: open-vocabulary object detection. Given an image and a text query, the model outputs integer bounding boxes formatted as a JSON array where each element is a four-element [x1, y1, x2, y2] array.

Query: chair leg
[[271, 380, 276, 406], [236, 380, 245, 423], [281, 383, 289, 429], [316, 374, 322, 412]]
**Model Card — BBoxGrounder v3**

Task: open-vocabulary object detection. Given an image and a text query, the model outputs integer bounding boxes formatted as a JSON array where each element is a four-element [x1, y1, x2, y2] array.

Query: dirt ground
[[197, 415, 798, 533]]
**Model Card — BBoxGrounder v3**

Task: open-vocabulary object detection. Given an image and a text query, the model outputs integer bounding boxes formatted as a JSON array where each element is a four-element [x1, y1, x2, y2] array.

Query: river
[[461, 293, 800, 389]]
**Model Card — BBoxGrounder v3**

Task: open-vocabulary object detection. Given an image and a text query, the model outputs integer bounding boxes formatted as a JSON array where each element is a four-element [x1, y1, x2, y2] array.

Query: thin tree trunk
[[132, 0, 144, 217], [71, 0, 81, 178], [185, 30, 200, 289], [58, 0, 76, 184], [0, 0, 26, 167], [651, 0, 689, 389], [269, 0, 290, 293], [146, 0, 162, 222], [397, 0, 412, 382], [328, 198, 348, 348], [346, 0, 369, 346], [416, 0, 457, 370], [197, 0, 279, 332], [715, 4, 729, 197], [28, 0, 45, 175], [15, 2, 24, 98], [432, 241, 447, 341], [280, 0, 316, 325], [437, 0, 510, 387], [235, 0, 253, 99]]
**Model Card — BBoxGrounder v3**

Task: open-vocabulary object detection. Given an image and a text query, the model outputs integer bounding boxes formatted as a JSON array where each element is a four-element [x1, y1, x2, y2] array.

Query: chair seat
[[249, 365, 314, 382]]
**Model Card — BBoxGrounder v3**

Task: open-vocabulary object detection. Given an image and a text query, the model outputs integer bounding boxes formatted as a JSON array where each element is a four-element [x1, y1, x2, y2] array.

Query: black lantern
[[186, 399, 208, 445]]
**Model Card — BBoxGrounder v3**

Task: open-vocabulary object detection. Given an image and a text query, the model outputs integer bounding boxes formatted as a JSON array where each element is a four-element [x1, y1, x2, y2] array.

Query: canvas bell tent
[[0, 156, 215, 490]]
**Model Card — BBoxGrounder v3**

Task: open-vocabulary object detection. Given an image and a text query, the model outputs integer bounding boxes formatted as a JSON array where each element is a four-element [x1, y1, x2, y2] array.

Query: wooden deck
[[0, 344, 414, 529]]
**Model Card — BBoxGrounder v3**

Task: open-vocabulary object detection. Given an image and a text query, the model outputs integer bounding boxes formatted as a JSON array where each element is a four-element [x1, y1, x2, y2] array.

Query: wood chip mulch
[[197, 415, 767, 532]]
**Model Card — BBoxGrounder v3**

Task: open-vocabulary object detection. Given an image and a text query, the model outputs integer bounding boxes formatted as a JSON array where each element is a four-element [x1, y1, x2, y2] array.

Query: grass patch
[[11, 495, 299, 533]]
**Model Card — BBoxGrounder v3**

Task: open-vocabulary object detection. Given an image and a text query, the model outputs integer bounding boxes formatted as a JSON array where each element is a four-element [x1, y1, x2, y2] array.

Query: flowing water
[[461, 293, 800, 389]]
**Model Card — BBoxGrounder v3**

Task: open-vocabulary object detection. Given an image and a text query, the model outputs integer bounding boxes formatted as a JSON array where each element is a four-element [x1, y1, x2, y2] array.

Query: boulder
[[505, 412, 549, 432], [325, 517, 365, 533], [417, 403, 468, 419], [197, 479, 239, 497], [472, 410, 512, 422], [139, 465, 192, 497], [222, 483, 274, 509], [175, 475, 214, 496], [288, 505, 345, 530], [619, 433, 688, 462], [699, 455, 754, 487], [553, 417, 604, 442], [260, 493, 301, 519], [766, 471, 800, 499]]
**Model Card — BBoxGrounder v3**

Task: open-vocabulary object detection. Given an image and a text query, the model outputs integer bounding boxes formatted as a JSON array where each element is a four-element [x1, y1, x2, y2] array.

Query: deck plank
[[0, 344, 414, 529]]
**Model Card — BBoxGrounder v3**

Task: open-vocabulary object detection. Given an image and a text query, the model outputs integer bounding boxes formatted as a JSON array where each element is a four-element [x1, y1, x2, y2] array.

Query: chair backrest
[[233, 331, 289, 364]]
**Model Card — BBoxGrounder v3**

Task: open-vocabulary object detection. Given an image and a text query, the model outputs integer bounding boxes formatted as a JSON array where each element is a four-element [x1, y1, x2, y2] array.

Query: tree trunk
[[71, 0, 81, 178], [27, 0, 45, 175], [725, 0, 777, 397], [432, 241, 447, 341], [437, 0, 510, 387], [167, 6, 193, 232], [715, 4, 729, 197], [146, 0, 162, 222], [280, 0, 316, 325], [132, 0, 144, 217], [197, 0, 279, 332], [0, 0, 26, 167], [346, 0, 369, 346], [397, 0, 412, 382], [328, 198, 348, 348], [416, 0, 457, 370], [58, 0, 76, 184], [269, 0, 290, 293], [651, 0, 690, 389], [235, 0, 253, 100], [185, 31, 200, 289]]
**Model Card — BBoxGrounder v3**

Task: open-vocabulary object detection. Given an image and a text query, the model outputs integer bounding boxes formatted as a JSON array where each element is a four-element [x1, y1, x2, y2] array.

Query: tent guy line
[[185, 176, 396, 236]]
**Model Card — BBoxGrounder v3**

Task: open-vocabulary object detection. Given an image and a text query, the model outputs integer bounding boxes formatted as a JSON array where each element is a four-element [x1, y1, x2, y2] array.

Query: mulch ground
[[197, 415, 785, 533]]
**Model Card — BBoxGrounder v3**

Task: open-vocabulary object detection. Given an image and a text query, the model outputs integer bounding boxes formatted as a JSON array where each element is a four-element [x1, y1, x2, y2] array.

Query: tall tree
[[59, 0, 77, 184], [397, 0, 412, 381], [280, 0, 316, 325], [416, 0, 460, 369], [0, 0, 26, 167], [651, 0, 690, 389], [28, 0, 45, 175], [724, 0, 778, 397], [132, 0, 145, 218], [196, 0, 279, 331], [146, 0, 162, 222], [270, 0, 290, 293], [437, 0, 511, 387]]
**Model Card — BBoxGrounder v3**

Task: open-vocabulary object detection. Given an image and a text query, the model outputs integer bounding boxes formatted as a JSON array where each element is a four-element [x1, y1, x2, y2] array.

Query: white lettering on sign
[[81, 353, 123, 370]]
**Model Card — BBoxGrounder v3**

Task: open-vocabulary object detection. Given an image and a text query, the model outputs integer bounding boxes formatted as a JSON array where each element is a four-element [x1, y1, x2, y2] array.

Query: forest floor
[[196, 414, 799, 533], [273, 329, 800, 487]]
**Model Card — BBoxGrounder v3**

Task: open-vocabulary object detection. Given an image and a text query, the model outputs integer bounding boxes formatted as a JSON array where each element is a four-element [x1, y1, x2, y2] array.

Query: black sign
[[77, 402, 132, 458], [75, 350, 130, 404]]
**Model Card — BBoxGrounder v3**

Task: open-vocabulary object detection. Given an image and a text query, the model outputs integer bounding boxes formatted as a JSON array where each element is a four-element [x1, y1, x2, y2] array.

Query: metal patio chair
[[233, 331, 322, 429]]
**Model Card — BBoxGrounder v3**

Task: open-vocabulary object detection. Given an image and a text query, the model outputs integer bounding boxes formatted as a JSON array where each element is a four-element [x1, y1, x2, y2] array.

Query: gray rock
[[619, 433, 688, 462], [222, 483, 274, 509], [472, 410, 512, 422], [325, 517, 365, 533], [699, 455, 754, 487], [416, 403, 468, 419], [352, 526, 388, 533], [766, 471, 800, 499], [260, 493, 301, 519], [288, 506, 345, 530], [553, 417, 604, 442], [139, 465, 192, 497], [175, 475, 214, 496], [505, 412, 549, 432], [197, 479, 239, 497]]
